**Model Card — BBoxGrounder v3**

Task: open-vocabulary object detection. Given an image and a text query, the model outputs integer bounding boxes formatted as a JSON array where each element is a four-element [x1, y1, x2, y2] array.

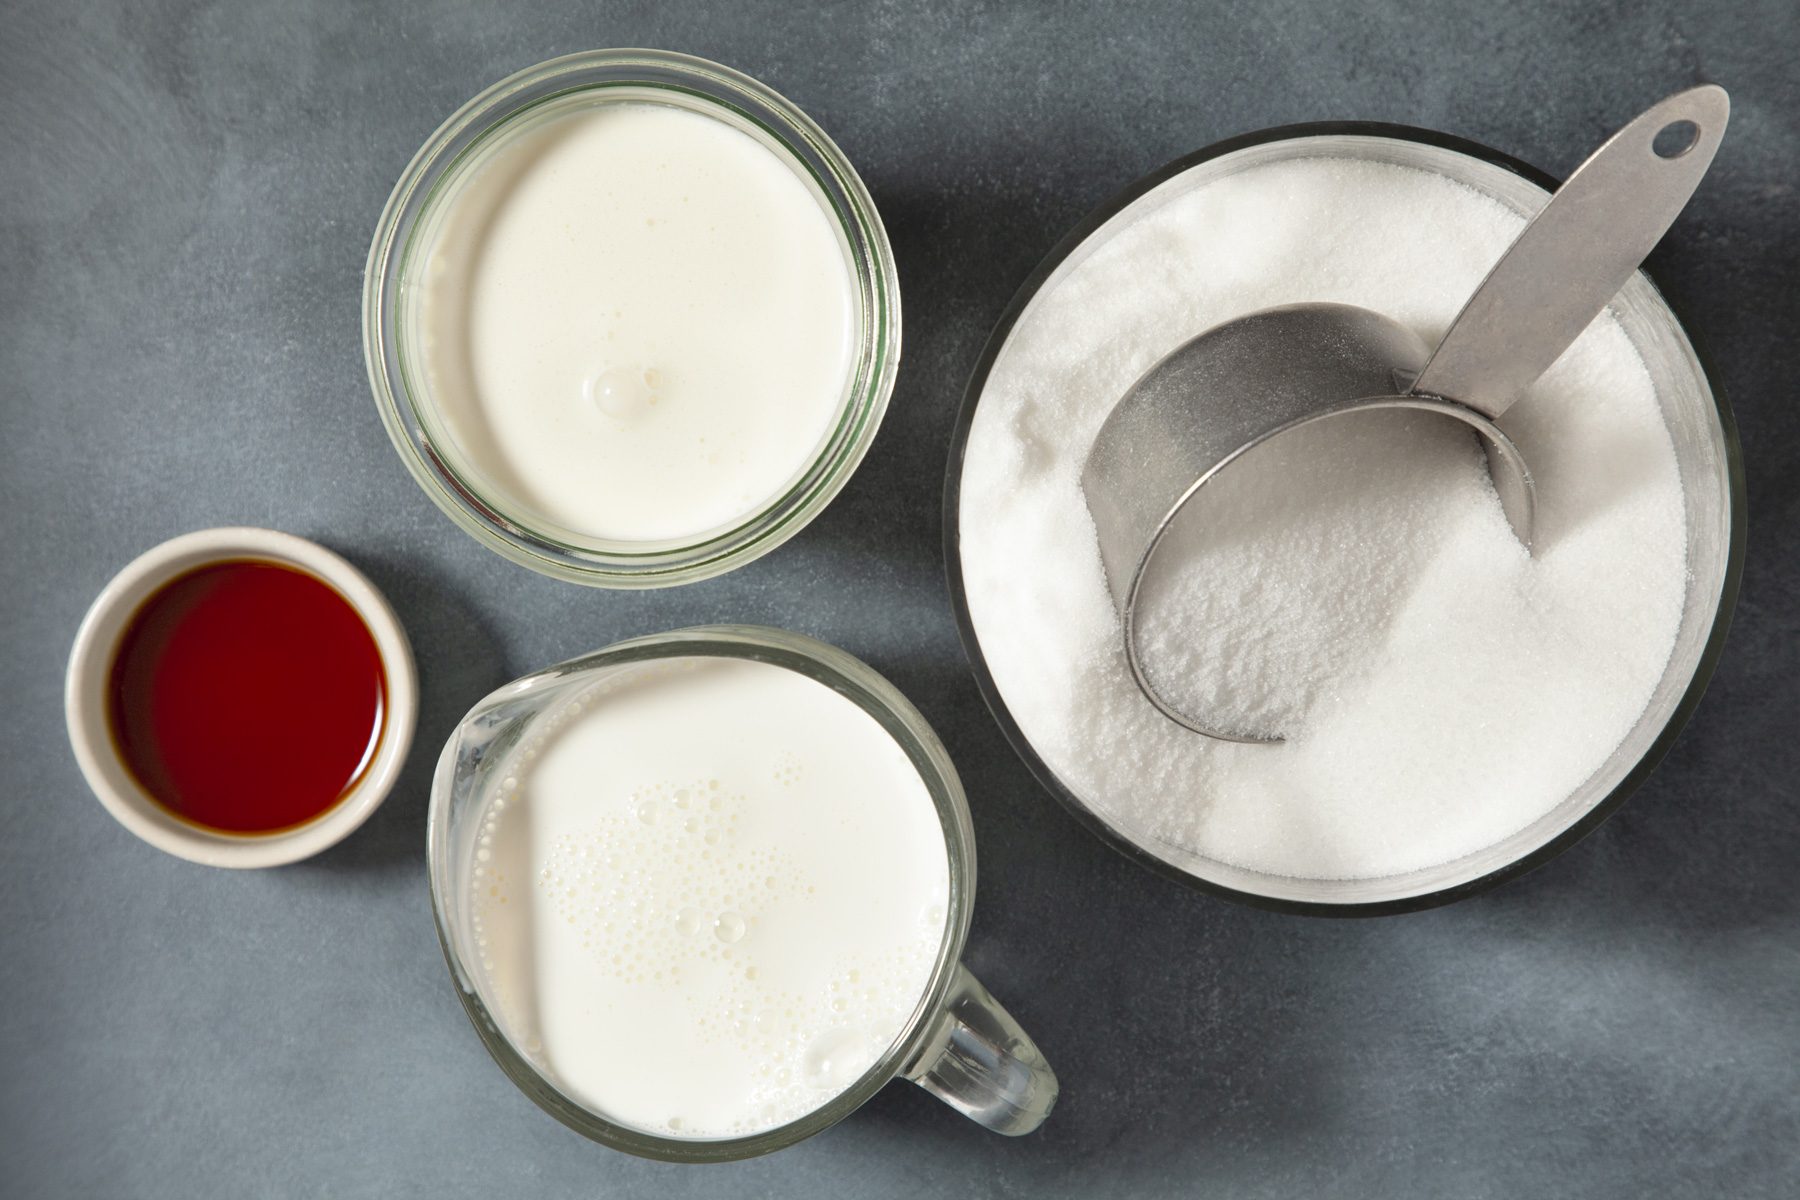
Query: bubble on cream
[[415, 101, 856, 541], [468, 657, 950, 1138], [957, 153, 1688, 881], [583, 365, 660, 421]]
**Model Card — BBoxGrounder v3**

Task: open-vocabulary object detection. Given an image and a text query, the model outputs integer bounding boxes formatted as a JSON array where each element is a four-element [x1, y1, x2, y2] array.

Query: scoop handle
[[1411, 85, 1728, 419]]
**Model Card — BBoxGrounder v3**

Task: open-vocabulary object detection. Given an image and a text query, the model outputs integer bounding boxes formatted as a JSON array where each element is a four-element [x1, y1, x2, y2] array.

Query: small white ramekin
[[65, 527, 418, 868]]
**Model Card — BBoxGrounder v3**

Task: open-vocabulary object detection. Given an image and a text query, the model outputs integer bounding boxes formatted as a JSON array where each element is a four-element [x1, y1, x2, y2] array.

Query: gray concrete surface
[[3, 1, 1796, 1196]]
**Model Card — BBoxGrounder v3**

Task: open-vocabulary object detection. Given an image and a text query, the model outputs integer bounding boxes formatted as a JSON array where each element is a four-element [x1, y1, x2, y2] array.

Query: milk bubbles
[[466, 657, 952, 1138], [803, 1027, 874, 1091]]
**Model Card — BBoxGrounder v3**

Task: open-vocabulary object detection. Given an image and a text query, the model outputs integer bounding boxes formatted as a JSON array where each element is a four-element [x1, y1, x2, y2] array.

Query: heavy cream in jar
[[414, 101, 857, 542], [467, 656, 950, 1138]]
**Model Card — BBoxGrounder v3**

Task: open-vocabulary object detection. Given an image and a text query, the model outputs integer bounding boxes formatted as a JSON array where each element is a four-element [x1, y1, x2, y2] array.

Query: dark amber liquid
[[107, 560, 387, 834]]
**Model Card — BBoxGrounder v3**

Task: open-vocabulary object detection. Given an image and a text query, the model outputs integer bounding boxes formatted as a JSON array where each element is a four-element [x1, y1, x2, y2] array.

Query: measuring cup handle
[[902, 963, 1058, 1135], [1411, 85, 1729, 419]]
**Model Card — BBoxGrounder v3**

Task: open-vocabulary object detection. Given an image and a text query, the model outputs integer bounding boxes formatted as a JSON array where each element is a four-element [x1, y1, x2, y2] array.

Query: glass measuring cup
[[427, 625, 1057, 1160]]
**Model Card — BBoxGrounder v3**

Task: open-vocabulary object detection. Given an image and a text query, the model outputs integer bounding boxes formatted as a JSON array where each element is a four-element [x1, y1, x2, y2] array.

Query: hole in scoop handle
[[1411, 85, 1729, 420], [903, 963, 1058, 1135]]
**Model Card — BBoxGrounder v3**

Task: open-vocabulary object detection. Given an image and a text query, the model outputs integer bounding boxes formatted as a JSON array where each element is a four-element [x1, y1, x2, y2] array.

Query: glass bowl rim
[[362, 49, 902, 588], [940, 119, 1747, 918]]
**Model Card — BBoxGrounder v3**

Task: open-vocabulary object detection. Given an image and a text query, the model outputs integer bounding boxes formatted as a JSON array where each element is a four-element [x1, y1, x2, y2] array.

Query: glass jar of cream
[[364, 49, 900, 586]]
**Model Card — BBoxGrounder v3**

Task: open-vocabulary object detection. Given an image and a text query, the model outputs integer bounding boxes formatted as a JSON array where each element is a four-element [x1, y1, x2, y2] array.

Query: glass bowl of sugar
[[364, 50, 899, 586], [947, 122, 1744, 915]]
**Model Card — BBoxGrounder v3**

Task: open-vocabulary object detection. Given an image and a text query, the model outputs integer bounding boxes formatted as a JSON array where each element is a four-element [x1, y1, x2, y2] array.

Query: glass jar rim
[[363, 50, 901, 587], [426, 624, 976, 1160]]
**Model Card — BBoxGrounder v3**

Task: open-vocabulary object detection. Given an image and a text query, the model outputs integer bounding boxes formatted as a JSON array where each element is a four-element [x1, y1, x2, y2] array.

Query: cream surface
[[416, 101, 856, 542], [958, 153, 1688, 881], [468, 657, 949, 1138]]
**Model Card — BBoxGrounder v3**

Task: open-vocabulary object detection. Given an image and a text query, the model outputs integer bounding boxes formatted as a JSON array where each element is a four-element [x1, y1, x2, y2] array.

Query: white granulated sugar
[[1133, 408, 1507, 740], [958, 154, 1687, 881]]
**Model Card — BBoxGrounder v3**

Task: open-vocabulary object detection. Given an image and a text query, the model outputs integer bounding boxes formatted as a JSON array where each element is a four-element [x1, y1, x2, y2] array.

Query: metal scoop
[[1081, 86, 1729, 743]]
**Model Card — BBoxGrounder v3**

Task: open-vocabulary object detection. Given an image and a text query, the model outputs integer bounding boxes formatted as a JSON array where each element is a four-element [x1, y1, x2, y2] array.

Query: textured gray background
[[3, 1, 1796, 1196]]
